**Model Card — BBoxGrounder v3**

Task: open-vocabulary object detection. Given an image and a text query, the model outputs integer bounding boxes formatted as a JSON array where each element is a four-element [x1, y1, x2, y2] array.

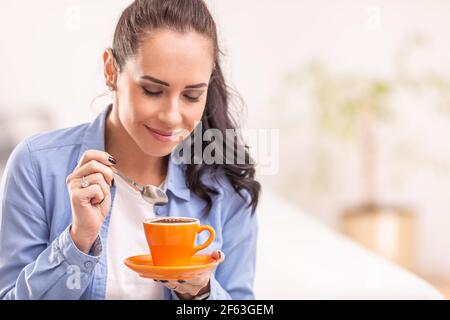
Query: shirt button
[[84, 261, 93, 270]]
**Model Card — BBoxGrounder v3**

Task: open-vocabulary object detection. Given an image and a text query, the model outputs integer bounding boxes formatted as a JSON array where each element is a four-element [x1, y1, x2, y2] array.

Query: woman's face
[[107, 29, 214, 158]]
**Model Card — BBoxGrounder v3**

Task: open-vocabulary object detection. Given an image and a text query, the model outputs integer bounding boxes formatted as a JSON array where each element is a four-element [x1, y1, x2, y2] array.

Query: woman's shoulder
[[24, 122, 90, 153], [4, 123, 91, 178]]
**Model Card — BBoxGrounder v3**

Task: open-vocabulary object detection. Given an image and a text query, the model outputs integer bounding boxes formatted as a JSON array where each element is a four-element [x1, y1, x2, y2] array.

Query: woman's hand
[[155, 250, 225, 300], [66, 150, 115, 254]]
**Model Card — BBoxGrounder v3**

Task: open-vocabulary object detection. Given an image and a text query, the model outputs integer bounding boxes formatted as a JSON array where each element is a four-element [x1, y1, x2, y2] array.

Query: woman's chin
[[138, 142, 175, 159]]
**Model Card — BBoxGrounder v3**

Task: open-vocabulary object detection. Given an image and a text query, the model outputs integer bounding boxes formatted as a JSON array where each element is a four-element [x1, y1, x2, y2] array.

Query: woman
[[0, 0, 260, 300]]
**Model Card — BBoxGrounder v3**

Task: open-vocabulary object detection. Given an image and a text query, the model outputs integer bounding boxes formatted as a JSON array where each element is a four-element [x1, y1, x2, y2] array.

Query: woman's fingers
[[211, 250, 225, 262], [69, 173, 110, 203], [152, 251, 224, 296], [68, 160, 114, 186], [76, 150, 116, 169], [66, 150, 116, 186], [72, 183, 105, 206], [161, 279, 207, 295]]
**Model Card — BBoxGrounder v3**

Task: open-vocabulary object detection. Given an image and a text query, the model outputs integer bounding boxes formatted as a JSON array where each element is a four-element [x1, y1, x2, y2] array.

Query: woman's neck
[[104, 106, 168, 186]]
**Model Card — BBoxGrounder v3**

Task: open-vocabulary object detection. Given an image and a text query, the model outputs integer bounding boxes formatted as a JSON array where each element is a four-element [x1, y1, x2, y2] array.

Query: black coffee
[[151, 218, 196, 224]]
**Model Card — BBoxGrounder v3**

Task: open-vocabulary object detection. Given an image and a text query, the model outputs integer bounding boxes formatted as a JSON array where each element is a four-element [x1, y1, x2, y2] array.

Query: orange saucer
[[124, 254, 220, 281]]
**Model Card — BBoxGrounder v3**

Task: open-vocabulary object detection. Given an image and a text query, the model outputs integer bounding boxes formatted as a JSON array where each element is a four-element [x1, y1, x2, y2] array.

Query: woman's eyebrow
[[140, 75, 207, 89]]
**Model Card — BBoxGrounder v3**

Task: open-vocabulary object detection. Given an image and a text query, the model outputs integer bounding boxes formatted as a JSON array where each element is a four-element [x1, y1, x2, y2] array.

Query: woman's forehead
[[125, 30, 214, 85], [135, 29, 214, 69]]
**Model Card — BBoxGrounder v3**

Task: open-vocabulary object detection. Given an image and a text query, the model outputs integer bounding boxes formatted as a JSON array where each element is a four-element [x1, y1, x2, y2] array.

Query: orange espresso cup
[[143, 217, 215, 267]]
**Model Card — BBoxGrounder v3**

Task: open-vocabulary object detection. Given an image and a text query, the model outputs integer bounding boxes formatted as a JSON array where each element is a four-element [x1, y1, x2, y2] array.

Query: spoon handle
[[111, 168, 145, 193]]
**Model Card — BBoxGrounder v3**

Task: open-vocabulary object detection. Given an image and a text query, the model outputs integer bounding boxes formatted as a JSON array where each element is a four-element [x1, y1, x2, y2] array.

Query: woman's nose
[[157, 97, 183, 126]]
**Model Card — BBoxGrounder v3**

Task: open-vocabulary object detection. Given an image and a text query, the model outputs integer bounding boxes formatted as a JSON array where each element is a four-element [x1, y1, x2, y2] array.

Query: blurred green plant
[[284, 62, 393, 139], [273, 33, 450, 205]]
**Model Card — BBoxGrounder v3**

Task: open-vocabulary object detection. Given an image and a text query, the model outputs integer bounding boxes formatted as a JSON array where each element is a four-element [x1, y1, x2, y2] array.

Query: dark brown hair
[[111, 0, 260, 214]]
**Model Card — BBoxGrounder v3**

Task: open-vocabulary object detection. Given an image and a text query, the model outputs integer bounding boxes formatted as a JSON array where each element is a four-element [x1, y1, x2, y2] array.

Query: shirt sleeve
[[211, 190, 258, 300], [0, 139, 102, 300]]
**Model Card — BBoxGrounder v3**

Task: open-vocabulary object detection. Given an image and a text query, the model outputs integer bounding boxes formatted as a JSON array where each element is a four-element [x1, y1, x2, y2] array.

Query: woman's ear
[[103, 48, 117, 91]]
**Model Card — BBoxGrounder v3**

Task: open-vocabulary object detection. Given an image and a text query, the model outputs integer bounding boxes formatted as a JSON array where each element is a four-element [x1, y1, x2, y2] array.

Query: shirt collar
[[78, 104, 191, 201]]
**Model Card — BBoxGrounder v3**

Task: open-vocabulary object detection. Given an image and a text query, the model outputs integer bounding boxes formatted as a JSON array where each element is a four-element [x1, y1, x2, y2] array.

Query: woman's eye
[[142, 87, 162, 97], [141, 86, 200, 102], [184, 95, 200, 102]]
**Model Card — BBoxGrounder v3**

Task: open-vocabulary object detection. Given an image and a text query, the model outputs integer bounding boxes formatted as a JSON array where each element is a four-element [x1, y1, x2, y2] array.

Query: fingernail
[[108, 155, 117, 165], [160, 280, 168, 283], [218, 251, 222, 259], [177, 280, 186, 283]]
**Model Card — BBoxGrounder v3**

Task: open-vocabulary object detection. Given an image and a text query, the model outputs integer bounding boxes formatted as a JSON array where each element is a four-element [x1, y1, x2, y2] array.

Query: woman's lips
[[145, 125, 180, 142]]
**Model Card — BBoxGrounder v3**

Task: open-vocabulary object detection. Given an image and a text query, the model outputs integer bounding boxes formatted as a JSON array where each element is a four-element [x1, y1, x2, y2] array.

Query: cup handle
[[192, 225, 215, 255]]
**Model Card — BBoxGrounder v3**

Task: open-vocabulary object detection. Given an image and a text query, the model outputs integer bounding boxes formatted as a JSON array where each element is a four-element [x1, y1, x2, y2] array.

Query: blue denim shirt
[[0, 106, 258, 300]]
